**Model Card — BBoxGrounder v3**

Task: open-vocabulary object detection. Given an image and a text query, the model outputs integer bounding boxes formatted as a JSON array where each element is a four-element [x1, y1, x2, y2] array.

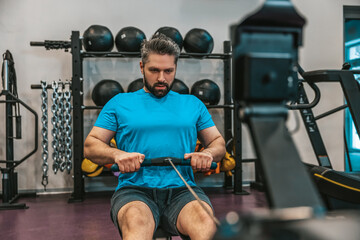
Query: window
[[344, 6, 360, 171]]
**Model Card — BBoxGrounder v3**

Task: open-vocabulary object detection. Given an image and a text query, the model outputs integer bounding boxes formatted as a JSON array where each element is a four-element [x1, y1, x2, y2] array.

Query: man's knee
[[177, 200, 217, 238], [118, 201, 155, 232]]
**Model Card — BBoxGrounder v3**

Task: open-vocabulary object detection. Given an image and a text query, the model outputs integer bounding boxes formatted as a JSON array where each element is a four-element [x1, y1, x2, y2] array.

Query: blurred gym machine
[[231, 0, 323, 210], [214, 0, 360, 239], [0, 50, 38, 210], [297, 65, 360, 210]]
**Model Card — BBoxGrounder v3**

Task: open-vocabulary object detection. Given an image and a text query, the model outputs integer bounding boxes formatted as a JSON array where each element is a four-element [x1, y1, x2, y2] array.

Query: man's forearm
[[202, 136, 226, 163], [84, 136, 125, 166]]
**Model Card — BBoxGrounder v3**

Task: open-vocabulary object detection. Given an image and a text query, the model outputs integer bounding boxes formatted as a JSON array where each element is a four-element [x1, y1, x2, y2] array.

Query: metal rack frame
[[32, 31, 246, 201]]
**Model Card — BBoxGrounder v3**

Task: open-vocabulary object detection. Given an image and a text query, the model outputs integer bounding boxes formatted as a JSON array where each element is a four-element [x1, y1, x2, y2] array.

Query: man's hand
[[184, 151, 213, 172], [115, 152, 145, 174]]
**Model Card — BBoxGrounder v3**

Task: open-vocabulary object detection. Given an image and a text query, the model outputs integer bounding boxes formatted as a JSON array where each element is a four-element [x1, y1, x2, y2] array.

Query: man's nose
[[158, 71, 166, 82]]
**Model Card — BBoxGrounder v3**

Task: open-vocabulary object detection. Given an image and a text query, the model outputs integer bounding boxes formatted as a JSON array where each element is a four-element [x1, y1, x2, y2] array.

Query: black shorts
[[110, 185, 213, 239]]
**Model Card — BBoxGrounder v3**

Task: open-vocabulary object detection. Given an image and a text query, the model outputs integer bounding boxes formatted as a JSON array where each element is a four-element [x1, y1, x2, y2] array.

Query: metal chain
[[40, 81, 49, 190], [51, 81, 60, 173], [57, 83, 66, 172], [64, 83, 72, 174]]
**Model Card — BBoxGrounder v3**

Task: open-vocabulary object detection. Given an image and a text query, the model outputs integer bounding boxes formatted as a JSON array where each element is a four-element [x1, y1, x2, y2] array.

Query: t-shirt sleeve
[[94, 98, 118, 132], [196, 99, 215, 132]]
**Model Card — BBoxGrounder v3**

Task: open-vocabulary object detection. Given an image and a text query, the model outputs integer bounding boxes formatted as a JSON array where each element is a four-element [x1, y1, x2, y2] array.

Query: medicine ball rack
[[31, 31, 250, 202]]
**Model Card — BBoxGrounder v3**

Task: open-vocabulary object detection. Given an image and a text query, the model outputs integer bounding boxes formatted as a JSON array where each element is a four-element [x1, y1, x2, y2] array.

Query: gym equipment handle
[[30, 40, 71, 50], [30, 41, 46, 47], [110, 157, 218, 172]]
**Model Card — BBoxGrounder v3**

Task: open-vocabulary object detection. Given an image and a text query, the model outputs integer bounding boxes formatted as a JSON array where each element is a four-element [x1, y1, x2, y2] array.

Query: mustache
[[154, 83, 169, 87]]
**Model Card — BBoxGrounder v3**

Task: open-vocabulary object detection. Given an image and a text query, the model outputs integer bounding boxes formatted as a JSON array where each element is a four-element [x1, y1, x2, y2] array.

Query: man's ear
[[140, 61, 144, 75]]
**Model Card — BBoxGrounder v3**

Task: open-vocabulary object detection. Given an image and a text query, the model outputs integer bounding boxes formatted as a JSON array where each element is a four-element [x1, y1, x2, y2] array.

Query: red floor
[[0, 187, 267, 240]]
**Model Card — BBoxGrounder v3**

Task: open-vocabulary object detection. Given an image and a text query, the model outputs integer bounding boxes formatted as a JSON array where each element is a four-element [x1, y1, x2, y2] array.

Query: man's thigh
[[161, 186, 213, 238], [110, 187, 160, 233]]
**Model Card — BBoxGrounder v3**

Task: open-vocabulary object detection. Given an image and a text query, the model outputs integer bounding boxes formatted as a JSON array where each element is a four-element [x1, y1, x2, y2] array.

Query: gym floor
[[0, 187, 267, 240]]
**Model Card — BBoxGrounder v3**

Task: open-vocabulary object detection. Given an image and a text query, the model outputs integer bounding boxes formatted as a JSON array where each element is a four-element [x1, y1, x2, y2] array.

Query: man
[[84, 34, 226, 240]]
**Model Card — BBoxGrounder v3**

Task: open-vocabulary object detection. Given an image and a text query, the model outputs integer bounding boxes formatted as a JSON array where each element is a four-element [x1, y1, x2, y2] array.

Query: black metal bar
[[0, 100, 19, 103], [30, 40, 71, 50], [233, 101, 248, 195], [81, 51, 231, 59], [206, 104, 234, 109], [242, 158, 256, 163], [111, 157, 218, 172], [5, 96, 14, 165], [287, 81, 321, 110], [344, 131, 353, 172], [82, 51, 141, 58], [297, 83, 332, 168], [82, 105, 103, 110], [179, 53, 230, 60], [82, 104, 234, 110], [223, 41, 233, 141], [4, 89, 14, 204], [30, 82, 71, 90], [223, 41, 233, 189], [29, 41, 46, 47], [69, 31, 85, 203], [0, 160, 22, 164], [314, 104, 348, 121], [0, 92, 38, 170], [339, 72, 360, 148]]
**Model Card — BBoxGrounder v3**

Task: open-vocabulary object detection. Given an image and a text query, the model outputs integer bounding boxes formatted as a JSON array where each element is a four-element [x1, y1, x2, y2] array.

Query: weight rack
[[31, 31, 250, 202]]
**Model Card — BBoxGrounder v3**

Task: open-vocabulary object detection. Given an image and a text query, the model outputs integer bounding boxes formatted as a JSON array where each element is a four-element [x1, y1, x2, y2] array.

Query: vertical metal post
[[2, 171, 10, 203], [5, 65, 14, 171], [233, 101, 248, 194], [340, 71, 360, 136], [297, 83, 332, 168], [69, 31, 85, 202], [223, 41, 233, 188], [4, 58, 15, 203]]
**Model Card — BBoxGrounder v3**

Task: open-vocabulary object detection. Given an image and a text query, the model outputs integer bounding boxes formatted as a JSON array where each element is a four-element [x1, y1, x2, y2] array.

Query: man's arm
[[197, 126, 226, 163], [184, 126, 226, 171], [84, 126, 144, 173]]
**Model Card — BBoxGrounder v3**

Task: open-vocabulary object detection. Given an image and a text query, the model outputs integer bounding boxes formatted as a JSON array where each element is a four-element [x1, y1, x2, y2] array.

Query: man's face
[[140, 54, 177, 98]]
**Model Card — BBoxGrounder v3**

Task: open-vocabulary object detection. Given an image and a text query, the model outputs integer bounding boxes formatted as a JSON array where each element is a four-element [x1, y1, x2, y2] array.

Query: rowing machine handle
[[110, 157, 218, 172]]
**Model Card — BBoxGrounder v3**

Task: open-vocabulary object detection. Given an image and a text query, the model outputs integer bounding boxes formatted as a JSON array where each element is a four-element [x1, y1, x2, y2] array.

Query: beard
[[143, 73, 174, 98]]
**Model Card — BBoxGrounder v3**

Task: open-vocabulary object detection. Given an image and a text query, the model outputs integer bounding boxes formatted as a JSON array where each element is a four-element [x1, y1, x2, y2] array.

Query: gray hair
[[141, 34, 181, 65]]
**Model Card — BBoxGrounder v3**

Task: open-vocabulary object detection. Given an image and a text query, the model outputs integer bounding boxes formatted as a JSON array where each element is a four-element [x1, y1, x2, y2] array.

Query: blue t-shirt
[[94, 89, 215, 190]]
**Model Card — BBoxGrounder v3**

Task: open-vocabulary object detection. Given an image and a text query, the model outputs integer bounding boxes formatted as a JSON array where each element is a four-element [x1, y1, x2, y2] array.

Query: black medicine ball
[[92, 79, 124, 106], [115, 27, 146, 52], [183, 28, 214, 54], [154, 26, 183, 51], [83, 25, 114, 52], [191, 79, 220, 105], [172, 79, 189, 94], [127, 78, 144, 92]]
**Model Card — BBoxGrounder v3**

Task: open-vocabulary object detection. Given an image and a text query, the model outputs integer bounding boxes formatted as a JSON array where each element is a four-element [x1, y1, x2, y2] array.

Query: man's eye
[[165, 69, 173, 73]]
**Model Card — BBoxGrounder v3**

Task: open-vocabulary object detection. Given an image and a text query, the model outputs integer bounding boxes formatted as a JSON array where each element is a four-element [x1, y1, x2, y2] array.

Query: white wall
[[0, 0, 359, 192]]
